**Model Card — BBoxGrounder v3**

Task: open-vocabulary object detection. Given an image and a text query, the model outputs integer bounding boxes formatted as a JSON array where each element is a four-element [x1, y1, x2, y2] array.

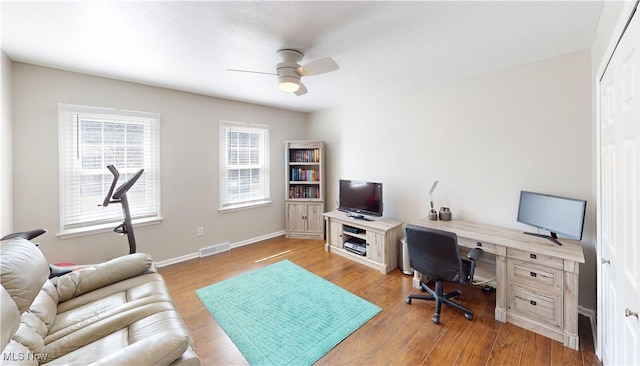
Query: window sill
[[218, 200, 272, 213], [57, 216, 163, 240]]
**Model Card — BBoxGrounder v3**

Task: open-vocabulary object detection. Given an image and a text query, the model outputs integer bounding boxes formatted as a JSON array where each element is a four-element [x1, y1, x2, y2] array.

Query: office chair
[[404, 224, 483, 324]]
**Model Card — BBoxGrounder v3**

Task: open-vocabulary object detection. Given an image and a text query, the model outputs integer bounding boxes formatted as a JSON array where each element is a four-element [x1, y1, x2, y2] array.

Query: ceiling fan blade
[[297, 57, 339, 76], [294, 82, 308, 96], [227, 69, 276, 76]]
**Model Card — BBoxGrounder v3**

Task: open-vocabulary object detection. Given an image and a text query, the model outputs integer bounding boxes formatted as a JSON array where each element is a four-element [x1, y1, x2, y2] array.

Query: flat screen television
[[517, 190, 587, 245], [338, 179, 383, 220]]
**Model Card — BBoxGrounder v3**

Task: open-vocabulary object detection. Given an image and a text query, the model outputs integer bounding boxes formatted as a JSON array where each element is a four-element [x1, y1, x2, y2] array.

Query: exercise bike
[[1, 165, 144, 278], [101, 164, 144, 255]]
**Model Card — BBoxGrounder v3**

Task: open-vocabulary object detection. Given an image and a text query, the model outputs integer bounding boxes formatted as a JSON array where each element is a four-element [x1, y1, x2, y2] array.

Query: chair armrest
[[1, 229, 46, 241], [467, 247, 484, 261], [466, 248, 484, 284], [53, 253, 153, 303]]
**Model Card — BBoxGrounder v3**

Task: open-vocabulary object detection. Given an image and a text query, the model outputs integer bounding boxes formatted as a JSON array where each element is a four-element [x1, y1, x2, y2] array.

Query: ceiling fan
[[228, 49, 339, 96]]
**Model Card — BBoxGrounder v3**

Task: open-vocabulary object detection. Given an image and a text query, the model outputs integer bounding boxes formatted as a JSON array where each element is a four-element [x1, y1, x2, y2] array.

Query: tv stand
[[324, 211, 403, 274], [347, 213, 374, 221], [523, 231, 562, 246]]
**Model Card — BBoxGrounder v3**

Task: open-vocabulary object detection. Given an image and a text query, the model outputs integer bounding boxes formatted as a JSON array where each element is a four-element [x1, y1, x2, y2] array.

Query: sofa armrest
[[53, 253, 153, 303], [87, 332, 189, 366]]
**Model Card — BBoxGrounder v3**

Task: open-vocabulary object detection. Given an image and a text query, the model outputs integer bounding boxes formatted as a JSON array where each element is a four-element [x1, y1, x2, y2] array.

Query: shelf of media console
[[341, 228, 367, 257], [343, 229, 366, 241], [344, 241, 367, 256]]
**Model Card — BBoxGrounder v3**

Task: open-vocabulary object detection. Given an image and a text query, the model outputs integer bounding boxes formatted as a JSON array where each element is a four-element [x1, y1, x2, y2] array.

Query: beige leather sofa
[[1, 237, 200, 365]]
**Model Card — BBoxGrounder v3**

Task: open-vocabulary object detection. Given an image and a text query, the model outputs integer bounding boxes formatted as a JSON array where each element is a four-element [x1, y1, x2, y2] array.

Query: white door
[[599, 6, 640, 365]]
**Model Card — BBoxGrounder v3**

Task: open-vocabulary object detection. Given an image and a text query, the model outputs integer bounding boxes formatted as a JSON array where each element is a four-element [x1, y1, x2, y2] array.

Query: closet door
[[599, 6, 640, 365]]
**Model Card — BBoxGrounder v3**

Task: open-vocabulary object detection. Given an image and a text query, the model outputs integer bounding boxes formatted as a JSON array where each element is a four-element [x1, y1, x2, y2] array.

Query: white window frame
[[219, 120, 271, 212], [58, 104, 162, 238]]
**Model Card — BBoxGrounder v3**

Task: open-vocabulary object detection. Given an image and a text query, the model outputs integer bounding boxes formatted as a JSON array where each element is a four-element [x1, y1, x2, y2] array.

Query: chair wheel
[[405, 297, 412, 304], [431, 314, 440, 324], [464, 312, 473, 321]]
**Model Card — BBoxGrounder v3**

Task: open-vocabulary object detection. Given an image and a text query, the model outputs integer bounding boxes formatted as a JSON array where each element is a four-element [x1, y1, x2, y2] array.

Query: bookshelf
[[285, 141, 325, 239]]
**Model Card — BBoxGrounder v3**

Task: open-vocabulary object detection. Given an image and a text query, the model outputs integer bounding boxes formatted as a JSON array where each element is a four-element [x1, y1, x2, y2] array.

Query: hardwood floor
[[159, 236, 601, 365]]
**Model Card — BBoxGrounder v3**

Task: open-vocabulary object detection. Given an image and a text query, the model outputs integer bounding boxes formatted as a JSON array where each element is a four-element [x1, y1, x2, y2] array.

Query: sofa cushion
[[45, 274, 172, 344], [43, 302, 181, 362], [54, 272, 167, 313], [49, 272, 173, 334], [85, 331, 189, 366], [0, 238, 49, 313]]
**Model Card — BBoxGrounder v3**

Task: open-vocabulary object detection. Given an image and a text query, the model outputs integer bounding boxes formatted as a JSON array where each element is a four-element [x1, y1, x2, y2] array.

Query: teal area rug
[[195, 260, 381, 365]]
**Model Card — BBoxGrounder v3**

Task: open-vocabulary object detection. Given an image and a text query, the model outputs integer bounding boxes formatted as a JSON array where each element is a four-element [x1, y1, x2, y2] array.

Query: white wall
[[11, 62, 306, 264], [308, 50, 596, 309], [0, 51, 13, 236]]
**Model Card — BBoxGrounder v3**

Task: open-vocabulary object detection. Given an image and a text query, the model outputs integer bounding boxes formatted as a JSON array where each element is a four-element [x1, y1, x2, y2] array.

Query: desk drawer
[[507, 259, 563, 293], [458, 237, 496, 255], [508, 282, 563, 328], [507, 248, 563, 270]]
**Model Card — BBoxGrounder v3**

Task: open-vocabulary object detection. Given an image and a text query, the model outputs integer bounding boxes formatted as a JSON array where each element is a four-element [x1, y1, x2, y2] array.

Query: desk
[[411, 218, 585, 350]]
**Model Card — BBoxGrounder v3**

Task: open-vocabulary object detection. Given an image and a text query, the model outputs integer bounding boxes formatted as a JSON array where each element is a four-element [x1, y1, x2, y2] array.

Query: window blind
[[219, 121, 270, 210], [58, 104, 161, 233]]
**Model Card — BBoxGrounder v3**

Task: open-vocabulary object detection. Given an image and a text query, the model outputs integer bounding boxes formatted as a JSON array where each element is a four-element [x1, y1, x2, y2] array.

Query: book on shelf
[[290, 149, 320, 163], [290, 168, 320, 182], [289, 185, 320, 199]]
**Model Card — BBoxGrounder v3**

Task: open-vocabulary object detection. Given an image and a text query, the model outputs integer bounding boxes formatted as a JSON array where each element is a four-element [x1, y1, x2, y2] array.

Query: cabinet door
[[366, 231, 384, 263], [305, 203, 324, 234], [286, 202, 305, 232], [328, 221, 342, 248]]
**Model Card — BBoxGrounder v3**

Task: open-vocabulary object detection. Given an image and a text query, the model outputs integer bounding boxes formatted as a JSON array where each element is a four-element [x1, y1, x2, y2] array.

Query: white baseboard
[[156, 252, 199, 268], [230, 230, 286, 249], [155, 230, 286, 268]]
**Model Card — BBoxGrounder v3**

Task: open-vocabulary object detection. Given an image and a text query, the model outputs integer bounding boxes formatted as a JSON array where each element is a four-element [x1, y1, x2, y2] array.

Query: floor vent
[[199, 242, 230, 258]]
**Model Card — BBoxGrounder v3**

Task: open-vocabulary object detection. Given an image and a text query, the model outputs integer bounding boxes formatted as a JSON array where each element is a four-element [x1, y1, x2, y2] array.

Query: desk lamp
[[428, 180, 439, 220]]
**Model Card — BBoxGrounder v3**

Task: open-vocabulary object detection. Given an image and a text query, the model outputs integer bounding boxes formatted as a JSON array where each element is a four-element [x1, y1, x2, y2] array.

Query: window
[[58, 104, 161, 236], [219, 121, 270, 211]]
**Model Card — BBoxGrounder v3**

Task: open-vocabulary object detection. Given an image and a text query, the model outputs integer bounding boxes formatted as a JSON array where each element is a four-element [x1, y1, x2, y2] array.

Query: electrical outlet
[[196, 227, 204, 236]]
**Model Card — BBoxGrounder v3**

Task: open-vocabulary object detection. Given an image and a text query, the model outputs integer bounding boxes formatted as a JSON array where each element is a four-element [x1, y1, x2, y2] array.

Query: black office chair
[[404, 224, 483, 324]]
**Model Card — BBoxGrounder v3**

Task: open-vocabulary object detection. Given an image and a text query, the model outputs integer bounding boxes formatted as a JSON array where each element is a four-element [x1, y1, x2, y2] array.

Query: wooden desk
[[411, 218, 585, 350]]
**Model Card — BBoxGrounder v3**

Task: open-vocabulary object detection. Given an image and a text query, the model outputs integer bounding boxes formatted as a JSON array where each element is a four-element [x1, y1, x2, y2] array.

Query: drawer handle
[[530, 272, 537, 278], [626, 308, 639, 318], [530, 253, 537, 259], [530, 300, 537, 306]]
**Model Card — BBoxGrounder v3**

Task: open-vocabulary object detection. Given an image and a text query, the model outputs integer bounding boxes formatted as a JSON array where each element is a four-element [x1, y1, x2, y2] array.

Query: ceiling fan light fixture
[[228, 48, 337, 96], [278, 76, 300, 93]]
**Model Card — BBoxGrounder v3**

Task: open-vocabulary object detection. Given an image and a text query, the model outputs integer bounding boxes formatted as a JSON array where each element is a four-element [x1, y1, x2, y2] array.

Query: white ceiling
[[1, 1, 604, 113]]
